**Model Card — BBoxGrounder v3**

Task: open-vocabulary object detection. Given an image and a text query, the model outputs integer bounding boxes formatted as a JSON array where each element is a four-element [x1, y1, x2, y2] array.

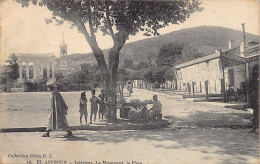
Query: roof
[[18, 53, 54, 58], [176, 49, 247, 69], [176, 51, 220, 69], [18, 53, 56, 62], [176, 41, 259, 70]]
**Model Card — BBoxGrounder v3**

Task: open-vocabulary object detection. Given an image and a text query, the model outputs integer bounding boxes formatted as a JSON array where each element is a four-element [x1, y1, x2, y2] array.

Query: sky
[[0, 0, 259, 64]]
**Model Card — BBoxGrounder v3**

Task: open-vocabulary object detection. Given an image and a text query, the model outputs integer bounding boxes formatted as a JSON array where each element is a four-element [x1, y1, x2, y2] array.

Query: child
[[98, 89, 106, 119], [79, 91, 88, 126], [89, 89, 100, 124]]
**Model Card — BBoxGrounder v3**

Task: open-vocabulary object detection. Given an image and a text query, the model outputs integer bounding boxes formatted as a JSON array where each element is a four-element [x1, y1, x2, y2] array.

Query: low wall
[[10, 88, 24, 92]]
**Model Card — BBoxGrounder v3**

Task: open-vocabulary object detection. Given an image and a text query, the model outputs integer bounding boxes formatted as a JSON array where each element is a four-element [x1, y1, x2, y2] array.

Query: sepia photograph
[[0, 0, 259, 163]]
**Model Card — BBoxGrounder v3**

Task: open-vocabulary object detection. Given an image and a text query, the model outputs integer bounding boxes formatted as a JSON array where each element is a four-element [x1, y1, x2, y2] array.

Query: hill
[[68, 25, 259, 65]]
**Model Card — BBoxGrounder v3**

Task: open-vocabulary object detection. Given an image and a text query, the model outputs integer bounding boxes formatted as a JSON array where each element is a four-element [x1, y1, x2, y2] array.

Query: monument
[[17, 53, 56, 83]]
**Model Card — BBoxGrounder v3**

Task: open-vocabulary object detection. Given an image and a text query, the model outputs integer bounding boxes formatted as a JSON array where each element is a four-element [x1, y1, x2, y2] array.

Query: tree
[[17, 0, 203, 122], [68, 64, 102, 84], [134, 57, 154, 70], [156, 41, 184, 67], [118, 67, 133, 82], [5, 53, 19, 80], [180, 45, 204, 63], [0, 66, 8, 85], [143, 68, 155, 84], [164, 67, 175, 81]]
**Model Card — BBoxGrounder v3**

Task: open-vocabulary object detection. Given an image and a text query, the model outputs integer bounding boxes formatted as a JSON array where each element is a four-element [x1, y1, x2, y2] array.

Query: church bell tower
[[59, 33, 68, 69]]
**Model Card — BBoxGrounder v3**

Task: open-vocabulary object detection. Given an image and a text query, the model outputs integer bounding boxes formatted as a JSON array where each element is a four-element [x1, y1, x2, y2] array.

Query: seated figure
[[147, 95, 162, 121]]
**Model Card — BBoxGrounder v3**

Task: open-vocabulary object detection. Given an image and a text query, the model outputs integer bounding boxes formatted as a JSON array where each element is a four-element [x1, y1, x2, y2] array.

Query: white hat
[[47, 82, 57, 87]]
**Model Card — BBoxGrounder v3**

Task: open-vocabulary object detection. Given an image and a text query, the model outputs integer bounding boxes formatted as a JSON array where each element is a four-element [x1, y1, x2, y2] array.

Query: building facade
[[17, 53, 56, 83], [175, 40, 259, 96]]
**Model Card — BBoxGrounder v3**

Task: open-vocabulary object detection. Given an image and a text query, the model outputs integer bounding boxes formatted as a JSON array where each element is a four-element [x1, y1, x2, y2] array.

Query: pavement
[[149, 88, 249, 110], [0, 88, 259, 164], [1, 129, 259, 164], [127, 88, 253, 129]]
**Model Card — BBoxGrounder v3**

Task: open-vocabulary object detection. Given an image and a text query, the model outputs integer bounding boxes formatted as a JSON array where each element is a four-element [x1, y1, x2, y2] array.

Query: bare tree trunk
[[106, 47, 120, 123], [78, 20, 127, 123], [108, 71, 118, 122]]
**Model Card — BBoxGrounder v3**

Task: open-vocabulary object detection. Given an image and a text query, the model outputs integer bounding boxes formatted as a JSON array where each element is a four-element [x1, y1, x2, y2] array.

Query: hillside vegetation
[[68, 25, 259, 65]]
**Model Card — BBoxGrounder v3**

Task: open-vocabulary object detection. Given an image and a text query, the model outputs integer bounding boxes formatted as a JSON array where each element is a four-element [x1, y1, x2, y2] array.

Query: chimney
[[229, 39, 234, 49], [240, 23, 248, 57], [241, 23, 246, 43]]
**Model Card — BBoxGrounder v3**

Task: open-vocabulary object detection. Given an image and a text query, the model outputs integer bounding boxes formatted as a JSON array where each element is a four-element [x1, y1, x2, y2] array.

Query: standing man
[[89, 89, 100, 124], [42, 82, 72, 138]]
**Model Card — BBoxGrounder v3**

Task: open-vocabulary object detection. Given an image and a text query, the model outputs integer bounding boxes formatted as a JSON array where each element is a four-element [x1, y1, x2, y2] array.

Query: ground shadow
[[60, 128, 258, 164], [59, 108, 257, 163], [164, 110, 252, 129]]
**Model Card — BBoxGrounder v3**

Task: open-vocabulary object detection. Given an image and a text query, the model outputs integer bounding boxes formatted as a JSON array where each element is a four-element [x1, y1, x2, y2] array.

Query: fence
[[1, 84, 93, 92], [60, 84, 92, 92]]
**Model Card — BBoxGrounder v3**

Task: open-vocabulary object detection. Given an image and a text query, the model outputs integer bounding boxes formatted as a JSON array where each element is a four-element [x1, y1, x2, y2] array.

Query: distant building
[[17, 53, 56, 83], [175, 39, 259, 96], [16, 35, 77, 85], [55, 35, 74, 76]]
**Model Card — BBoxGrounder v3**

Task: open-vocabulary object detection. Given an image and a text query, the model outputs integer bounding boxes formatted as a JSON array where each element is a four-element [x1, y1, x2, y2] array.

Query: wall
[[176, 58, 223, 94], [224, 64, 246, 91]]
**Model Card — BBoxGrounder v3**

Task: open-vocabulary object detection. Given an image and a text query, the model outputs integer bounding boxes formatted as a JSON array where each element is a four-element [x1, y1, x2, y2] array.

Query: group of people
[[79, 89, 106, 126], [42, 81, 163, 138], [42, 82, 107, 138]]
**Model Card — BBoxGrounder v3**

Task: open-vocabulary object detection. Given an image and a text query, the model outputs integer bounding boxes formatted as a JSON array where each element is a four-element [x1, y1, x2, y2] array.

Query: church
[[55, 35, 74, 77], [16, 35, 75, 86]]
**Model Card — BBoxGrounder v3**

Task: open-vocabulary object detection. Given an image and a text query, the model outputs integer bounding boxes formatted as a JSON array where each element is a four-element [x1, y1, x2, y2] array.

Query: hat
[[81, 91, 86, 95], [47, 82, 57, 87]]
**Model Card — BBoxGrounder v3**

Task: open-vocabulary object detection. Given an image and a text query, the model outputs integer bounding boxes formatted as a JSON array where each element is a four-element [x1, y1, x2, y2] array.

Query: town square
[[0, 0, 259, 163]]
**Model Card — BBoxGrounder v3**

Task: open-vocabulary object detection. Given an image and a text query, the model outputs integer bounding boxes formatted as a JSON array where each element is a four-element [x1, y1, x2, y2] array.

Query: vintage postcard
[[0, 0, 259, 164]]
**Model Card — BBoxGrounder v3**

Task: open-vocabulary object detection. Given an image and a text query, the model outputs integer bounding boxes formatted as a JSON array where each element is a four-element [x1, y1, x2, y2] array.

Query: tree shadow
[[61, 128, 258, 163], [60, 108, 258, 163], [164, 110, 252, 129], [65, 135, 89, 141]]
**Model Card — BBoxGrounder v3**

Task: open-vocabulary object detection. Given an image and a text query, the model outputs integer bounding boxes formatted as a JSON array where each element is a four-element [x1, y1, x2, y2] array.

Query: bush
[[24, 82, 38, 92], [128, 108, 144, 123], [38, 84, 48, 91], [127, 99, 150, 123]]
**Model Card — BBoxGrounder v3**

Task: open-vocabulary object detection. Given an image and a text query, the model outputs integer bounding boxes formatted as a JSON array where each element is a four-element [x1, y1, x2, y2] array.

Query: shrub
[[24, 82, 38, 92], [128, 108, 143, 123], [127, 99, 150, 123]]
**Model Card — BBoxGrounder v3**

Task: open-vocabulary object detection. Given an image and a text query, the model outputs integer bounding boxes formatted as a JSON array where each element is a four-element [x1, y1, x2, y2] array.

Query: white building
[[175, 40, 259, 96]]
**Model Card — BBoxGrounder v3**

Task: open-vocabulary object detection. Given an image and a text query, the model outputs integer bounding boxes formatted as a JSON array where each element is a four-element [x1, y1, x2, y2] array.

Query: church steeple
[[60, 33, 67, 58]]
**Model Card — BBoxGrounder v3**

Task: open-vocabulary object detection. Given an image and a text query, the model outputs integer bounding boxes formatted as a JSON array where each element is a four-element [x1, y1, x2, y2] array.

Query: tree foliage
[[142, 66, 172, 85], [4, 53, 19, 80], [18, 0, 203, 37], [16, 0, 203, 122], [67, 64, 102, 84], [156, 41, 183, 67]]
